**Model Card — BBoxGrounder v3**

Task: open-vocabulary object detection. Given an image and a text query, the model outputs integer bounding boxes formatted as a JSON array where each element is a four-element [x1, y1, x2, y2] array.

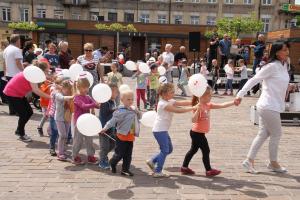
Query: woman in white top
[[235, 41, 290, 174]]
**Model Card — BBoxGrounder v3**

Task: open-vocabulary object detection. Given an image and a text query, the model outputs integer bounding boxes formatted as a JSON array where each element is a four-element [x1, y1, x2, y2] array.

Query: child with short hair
[[107, 62, 123, 106], [223, 59, 235, 96], [200, 60, 209, 79], [55, 80, 74, 161], [236, 59, 249, 95], [101, 89, 141, 176], [181, 86, 237, 176], [177, 59, 190, 97], [132, 67, 148, 110], [98, 84, 118, 169], [148, 63, 160, 110], [72, 77, 99, 165], [146, 83, 197, 178]]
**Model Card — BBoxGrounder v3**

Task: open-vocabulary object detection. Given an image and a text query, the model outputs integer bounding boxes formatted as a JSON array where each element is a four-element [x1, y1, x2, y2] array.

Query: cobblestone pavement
[[0, 78, 299, 200]]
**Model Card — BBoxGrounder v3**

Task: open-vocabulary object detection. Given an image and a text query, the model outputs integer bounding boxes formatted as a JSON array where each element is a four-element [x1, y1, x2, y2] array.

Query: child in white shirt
[[223, 59, 234, 96]]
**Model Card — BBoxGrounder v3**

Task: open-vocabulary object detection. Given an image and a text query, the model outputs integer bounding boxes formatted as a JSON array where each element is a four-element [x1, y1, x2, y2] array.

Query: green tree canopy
[[95, 23, 137, 32], [8, 21, 44, 31]]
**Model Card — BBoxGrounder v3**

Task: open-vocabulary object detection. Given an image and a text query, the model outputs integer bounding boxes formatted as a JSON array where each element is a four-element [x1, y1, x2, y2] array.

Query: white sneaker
[[19, 134, 32, 142], [153, 171, 170, 178], [242, 160, 259, 174], [267, 163, 288, 173], [146, 160, 155, 172]]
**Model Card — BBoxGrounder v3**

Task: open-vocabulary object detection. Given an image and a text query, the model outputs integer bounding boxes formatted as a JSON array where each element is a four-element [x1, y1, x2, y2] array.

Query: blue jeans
[[152, 131, 173, 173], [253, 58, 261, 75], [225, 79, 233, 93], [49, 117, 58, 150]]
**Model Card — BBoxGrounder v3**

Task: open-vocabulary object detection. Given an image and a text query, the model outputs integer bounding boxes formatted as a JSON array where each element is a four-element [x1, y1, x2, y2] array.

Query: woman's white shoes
[[242, 160, 259, 174], [267, 163, 288, 173]]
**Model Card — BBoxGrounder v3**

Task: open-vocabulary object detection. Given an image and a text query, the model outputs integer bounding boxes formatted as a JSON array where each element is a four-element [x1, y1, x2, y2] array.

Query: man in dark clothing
[[219, 34, 231, 69], [250, 34, 265, 75], [207, 36, 219, 72], [174, 46, 187, 78]]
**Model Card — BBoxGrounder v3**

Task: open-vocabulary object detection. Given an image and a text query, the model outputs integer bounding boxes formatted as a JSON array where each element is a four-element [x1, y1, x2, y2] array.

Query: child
[[223, 59, 234, 96], [132, 67, 148, 110], [98, 84, 118, 169], [72, 77, 99, 165], [55, 80, 74, 161], [37, 62, 52, 136], [200, 60, 209, 80], [148, 63, 160, 110], [107, 62, 123, 106], [181, 86, 237, 176], [101, 89, 141, 176], [177, 59, 190, 97], [236, 59, 250, 95], [146, 83, 197, 178]]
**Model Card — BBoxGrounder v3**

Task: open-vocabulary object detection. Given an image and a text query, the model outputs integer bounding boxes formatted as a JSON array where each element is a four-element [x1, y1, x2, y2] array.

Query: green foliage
[[8, 21, 45, 31], [296, 15, 300, 27], [204, 14, 263, 39], [95, 23, 137, 32]]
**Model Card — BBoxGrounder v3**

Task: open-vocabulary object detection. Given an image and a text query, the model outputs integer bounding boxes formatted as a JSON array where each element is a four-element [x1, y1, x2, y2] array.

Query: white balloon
[[124, 61, 137, 71], [140, 111, 157, 128], [159, 76, 167, 84], [119, 84, 131, 92], [158, 66, 166, 76], [76, 113, 102, 136], [92, 83, 112, 103], [77, 71, 94, 88], [23, 65, 46, 83], [118, 54, 124, 60], [61, 69, 71, 79], [188, 74, 208, 97], [69, 64, 83, 81], [139, 63, 151, 74]]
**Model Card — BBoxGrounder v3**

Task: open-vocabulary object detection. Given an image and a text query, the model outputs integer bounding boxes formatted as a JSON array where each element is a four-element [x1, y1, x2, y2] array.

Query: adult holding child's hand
[[235, 41, 290, 174]]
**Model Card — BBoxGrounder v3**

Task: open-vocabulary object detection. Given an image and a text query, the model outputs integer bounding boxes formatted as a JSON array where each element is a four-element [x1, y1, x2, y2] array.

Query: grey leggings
[[247, 109, 282, 162], [72, 127, 95, 158]]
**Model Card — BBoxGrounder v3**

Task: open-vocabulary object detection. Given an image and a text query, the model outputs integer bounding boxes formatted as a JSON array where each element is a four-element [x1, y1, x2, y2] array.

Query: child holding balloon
[[146, 83, 197, 178], [72, 77, 100, 165], [54, 80, 74, 161], [101, 89, 141, 176], [181, 86, 237, 176]]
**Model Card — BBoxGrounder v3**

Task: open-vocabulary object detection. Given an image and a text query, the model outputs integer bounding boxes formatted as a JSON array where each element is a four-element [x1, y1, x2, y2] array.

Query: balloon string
[[103, 133, 116, 142]]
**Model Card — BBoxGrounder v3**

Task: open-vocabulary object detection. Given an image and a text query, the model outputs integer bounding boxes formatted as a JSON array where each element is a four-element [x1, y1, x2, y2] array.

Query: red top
[[192, 103, 212, 134], [4, 72, 32, 98]]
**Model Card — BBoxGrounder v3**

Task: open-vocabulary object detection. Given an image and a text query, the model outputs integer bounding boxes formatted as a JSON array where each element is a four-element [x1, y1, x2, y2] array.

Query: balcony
[[62, 0, 89, 7]]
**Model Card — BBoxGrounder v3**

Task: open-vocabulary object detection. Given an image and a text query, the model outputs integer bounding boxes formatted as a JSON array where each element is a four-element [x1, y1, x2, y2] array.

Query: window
[[90, 12, 98, 21], [192, 0, 200, 2], [225, 0, 234, 4], [2, 8, 11, 21], [140, 14, 150, 23], [244, 0, 252, 4], [54, 10, 64, 19], [190, 16, 199, 25], [37, 9, 46, 18], [207, 16, 216, 25], [158, 15, 167, 24], [108, 12, 117, 22], [21, 8, 29, 22], [261, 18, 270, 32], [175, 0, 184, 2], [72, 13, 80, 20], [73, 0, 81, 5], [208, 0, 216, 3], [262, 0, 271, 5], [124, 13, 134, 23], [174, 15, 183, 24]]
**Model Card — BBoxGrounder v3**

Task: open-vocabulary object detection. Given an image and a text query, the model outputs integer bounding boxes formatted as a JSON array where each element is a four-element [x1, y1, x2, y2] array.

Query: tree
[[8, 21, 45, 31], [296, 15, 300, 27], [205, 14, 263, 39], [95, 23, 137, 32]]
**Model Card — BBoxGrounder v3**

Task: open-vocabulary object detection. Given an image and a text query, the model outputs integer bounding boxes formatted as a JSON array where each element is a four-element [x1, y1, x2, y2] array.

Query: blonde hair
[[58, 41, 68, 49], [84, 43, 94, 50], [61, 80, 73, 95], [120, 89, 133, 99], [77, 78, 90, 89], [158, 83, 174, 96], [48, 43, 57, 49]]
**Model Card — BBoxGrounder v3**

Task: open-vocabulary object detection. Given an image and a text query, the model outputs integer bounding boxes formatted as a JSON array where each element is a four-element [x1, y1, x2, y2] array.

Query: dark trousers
[[220, 55, 228, 69], [0, 71, 6, 102], [4, 76, 15, 114], [182, 130, 211, 171], [110, 137, 133, 172], [238, 79, 250, 95], [6, 96, 33, 136]]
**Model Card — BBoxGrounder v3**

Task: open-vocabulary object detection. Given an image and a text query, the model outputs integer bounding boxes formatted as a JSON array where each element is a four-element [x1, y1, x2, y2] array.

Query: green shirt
[[149, 72, 160, 90]]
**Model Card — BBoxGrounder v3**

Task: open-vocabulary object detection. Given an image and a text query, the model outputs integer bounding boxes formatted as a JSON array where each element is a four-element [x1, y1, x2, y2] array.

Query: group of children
[[35, 59, 239, 178]]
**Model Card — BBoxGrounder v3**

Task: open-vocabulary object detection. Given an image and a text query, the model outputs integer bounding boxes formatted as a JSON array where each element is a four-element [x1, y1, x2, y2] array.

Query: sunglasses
[[84, 49, 93, 52]]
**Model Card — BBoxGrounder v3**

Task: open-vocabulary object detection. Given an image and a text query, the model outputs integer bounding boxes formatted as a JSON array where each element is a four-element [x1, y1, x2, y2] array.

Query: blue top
[[132, 72, 148, 89], [44, 53, 60, 67], [219, 39, 231, 56]]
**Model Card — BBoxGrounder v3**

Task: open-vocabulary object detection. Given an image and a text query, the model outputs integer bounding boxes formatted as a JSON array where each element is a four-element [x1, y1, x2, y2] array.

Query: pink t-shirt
[[3, 72, 32, 97], [192, 103, 212, 134]]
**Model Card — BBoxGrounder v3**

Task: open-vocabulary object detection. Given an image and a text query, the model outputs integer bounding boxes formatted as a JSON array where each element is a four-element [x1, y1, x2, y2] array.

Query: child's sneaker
[[57, 154, 67, 161], [37, 127, 44, 136], [121, 170, 134, 176], [98, 160, 110, 169], [49, 149, 57, 156], [72, 156, 84, 165], [146, 160, 155, 172], [153, 171, 170, 178], [87, 156, 98, 164], [19, 134, 32, 142], [206, 169, 221, 177], [110, 162, 117, 174], [180, 167, 195, 175]]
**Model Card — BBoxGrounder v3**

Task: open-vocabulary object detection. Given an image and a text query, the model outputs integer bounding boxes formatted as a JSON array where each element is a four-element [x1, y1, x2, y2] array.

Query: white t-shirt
[[237, 60, 289, 112], [3, 45, 23, 77], [152, 99, 176, 132], [226, 67, 234, 80], [162, 52, 174, 72], [240, 65, 248, 80]]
